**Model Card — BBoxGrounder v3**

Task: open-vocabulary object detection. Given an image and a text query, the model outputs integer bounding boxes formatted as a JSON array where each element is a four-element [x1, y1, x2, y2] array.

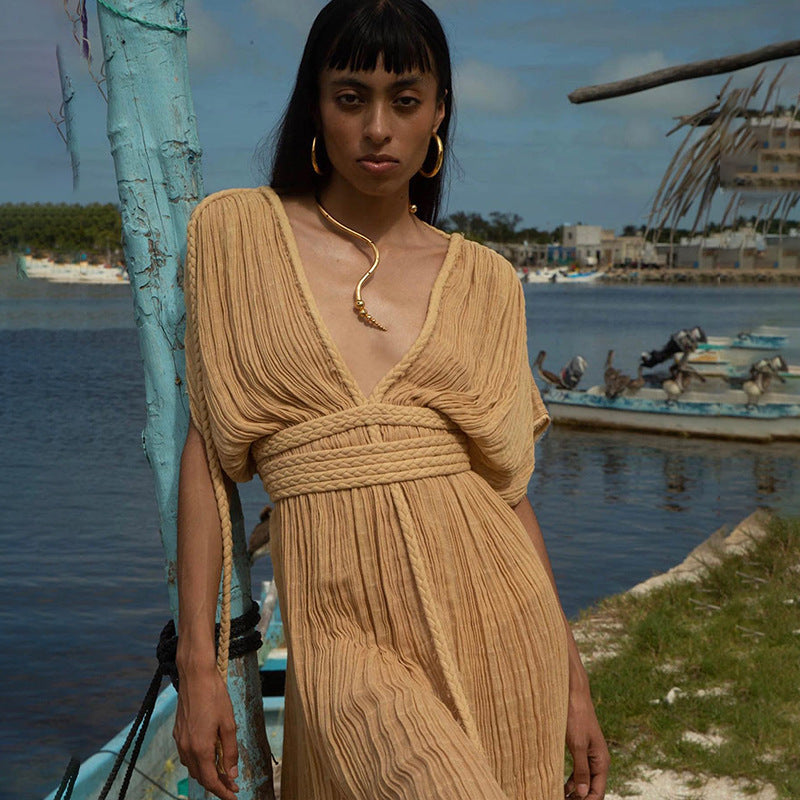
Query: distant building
[[662, 227, 800, 271], [485, 220, 799, 273], [484, 241, 549, 266], [561, 224, 603, 265], [612, 235, 664, 267], [720, 116, 800, 191]]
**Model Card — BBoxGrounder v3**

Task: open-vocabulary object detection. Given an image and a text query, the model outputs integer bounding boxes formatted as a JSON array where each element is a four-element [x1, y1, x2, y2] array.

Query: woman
[[174, 1, 609, 799]]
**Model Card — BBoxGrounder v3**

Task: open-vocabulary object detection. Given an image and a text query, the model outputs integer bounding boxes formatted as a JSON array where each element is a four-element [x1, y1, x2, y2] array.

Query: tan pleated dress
[[184, 186, 569, 799]]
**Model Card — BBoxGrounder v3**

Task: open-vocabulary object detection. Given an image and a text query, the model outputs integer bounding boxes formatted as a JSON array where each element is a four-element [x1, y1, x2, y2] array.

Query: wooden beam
[[96, 2, 274, 797], [569, 39, 800, 104]]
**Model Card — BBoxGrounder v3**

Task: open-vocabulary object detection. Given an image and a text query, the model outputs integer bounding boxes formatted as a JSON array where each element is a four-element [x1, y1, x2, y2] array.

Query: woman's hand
[[563, 681, 610, 800], [510, 499, 610, 797], [173, 659, 240, 800]]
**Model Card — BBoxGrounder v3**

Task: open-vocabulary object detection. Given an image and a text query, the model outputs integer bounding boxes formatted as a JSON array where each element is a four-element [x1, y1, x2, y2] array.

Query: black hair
[[258, 0, 455, 224]]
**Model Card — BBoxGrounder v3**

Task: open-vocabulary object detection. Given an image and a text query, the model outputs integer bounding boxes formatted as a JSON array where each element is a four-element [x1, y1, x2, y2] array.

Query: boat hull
[[43, 686, 285, 800], [18, 256, 129, 285], [543, 386, 800, 442]]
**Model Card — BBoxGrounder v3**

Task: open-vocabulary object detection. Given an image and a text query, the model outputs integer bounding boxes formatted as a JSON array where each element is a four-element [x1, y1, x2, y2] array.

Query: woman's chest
[[294, 237, 451, 399]]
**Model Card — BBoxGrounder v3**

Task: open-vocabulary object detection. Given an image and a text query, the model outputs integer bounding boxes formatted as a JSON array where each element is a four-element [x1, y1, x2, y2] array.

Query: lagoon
[[1, 262, 798, 799]]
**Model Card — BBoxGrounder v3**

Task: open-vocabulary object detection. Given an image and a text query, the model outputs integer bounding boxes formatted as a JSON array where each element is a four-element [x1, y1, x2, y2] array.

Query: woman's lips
[[358, 158, 400, 174]]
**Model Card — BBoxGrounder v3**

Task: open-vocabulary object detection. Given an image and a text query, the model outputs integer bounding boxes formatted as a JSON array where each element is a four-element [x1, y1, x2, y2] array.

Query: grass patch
[[572, 514, 800, 798]]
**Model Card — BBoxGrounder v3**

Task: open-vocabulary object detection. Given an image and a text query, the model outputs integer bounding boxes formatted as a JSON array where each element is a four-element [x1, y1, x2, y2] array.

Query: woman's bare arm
[[173, 420, 240, 800], [512, 496, 610, 800]]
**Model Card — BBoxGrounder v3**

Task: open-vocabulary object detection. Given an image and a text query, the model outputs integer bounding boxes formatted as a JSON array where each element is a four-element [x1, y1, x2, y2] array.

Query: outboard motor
[[640, 326, 707, 368], [560, 355, 587, 389]]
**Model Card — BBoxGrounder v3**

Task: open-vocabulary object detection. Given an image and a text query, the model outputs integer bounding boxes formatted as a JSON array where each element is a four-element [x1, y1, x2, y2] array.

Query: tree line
[[0, 202, 122, 259], [2, 203, 796, 257], [438, 211, 558, 244], [440, 212, 800, 245]]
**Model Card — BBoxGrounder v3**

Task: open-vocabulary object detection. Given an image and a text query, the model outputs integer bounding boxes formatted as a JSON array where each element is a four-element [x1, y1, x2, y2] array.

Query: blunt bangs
[[323, 4, 435, 84]]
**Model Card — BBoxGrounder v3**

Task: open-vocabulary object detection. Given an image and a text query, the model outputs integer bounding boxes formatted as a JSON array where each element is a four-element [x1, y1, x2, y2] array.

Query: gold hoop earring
[[419, 133, 444, 178], [311, 135, 324, 176]]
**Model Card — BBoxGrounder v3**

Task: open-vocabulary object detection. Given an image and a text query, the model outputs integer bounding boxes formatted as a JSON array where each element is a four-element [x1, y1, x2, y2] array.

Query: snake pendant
[[316, 199, 388, 331]]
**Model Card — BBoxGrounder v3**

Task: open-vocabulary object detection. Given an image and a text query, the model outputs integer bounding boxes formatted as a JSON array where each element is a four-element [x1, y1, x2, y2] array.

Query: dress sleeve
[[466, 270, 550, 506], [183, 195, 256, 483]]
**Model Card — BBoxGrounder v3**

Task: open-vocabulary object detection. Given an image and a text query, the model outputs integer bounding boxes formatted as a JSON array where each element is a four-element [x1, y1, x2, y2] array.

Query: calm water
[[1, 261, 799, 799]]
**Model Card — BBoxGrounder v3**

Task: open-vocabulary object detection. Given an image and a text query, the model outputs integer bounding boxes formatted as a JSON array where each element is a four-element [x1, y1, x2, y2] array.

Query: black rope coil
[[57, 601, 262, 800]]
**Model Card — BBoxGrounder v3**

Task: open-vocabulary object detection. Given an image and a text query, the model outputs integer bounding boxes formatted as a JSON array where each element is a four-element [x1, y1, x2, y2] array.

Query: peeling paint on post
[[96, 2, 274, 797]]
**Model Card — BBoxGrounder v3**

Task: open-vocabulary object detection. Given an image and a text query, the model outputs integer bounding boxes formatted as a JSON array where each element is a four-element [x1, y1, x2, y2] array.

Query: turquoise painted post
[[96, 2, 274, 797]]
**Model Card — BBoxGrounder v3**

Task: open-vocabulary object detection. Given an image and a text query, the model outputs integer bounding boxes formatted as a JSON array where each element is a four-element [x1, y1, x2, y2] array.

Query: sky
[[2, 0, 798, 233]]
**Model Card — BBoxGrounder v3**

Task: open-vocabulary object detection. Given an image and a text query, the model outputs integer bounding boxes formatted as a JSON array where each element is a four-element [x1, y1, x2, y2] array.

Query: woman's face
[[317, 53, 446, 197]]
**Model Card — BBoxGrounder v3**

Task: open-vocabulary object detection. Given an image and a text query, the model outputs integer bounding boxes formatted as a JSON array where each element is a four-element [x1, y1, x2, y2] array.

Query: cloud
[[0, 0, 78, 122], [248, 0, 323, 31], [249, 0, 483, 29], [592, 50, 711, 116], [186, 4, 235, 75], [0, 40, 64, 122], [454, 59, 528, 114]]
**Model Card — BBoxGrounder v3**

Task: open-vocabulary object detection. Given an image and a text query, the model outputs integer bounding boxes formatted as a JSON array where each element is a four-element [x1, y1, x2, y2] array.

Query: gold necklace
[[315, 200, 421, 331], [315, 201, 418, 332], [315, 198, 389, 331]]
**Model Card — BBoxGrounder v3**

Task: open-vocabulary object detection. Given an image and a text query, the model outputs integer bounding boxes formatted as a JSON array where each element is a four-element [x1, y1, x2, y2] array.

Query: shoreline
[[601, 269, 800, 285], [512, 263, 800, 284], [571, 508, 783, 800]]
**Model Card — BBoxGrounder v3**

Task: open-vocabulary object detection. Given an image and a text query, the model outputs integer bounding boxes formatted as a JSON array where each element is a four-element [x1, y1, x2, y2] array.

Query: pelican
[[560, 355, 588, 389], [603, 350, 632, 398], [662, 376, 683, 403], [248, 504, 273, 564], [604, 350, 620, 384], [662, 353, 706, 402], [625, 364, 645, 392], [743, 356, 787, 406], [534, 350, 566, 388], [742, 378, 763, 406]]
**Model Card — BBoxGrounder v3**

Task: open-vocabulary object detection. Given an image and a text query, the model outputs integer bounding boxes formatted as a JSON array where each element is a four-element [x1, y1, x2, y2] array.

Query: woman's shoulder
[[188, 186, 278, 228], [458, 236, 521, 292]]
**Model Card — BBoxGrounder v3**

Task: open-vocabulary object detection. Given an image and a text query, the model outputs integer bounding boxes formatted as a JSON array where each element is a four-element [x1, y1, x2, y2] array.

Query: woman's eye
[[336, 93, 361, 107], [396, 96, 420, 109]]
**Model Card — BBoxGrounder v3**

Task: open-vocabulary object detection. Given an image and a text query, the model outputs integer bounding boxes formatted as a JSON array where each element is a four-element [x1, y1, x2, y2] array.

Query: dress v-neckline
[[262, 186, 462, 405]]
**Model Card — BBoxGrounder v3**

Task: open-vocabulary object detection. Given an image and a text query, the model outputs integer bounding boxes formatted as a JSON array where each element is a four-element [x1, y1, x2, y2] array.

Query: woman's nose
[[363, 102, 391, 143]]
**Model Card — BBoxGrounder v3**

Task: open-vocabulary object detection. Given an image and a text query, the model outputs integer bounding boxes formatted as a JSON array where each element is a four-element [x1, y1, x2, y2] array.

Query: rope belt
[[252, 404, 485, 753], [253, 404, 472, 500]]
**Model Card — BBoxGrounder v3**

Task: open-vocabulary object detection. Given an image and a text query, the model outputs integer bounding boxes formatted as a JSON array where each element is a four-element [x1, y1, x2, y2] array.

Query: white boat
[[524, 267, 561, 283], [524, 267, 601, 284], [556, 269, 601, 283], [682, 331, 788, 369], [543, 384, 800, 442], [17, 255, 129, 285], [683, 351, 800, 388], [701, 332, 788, 351]]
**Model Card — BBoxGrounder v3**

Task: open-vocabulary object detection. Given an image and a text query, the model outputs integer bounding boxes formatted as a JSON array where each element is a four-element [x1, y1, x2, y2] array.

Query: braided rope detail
[[256, 433, 470, 501], [388, 482, 484, 751], [260, 404, 457, 457], [185, 216, 233, 680]]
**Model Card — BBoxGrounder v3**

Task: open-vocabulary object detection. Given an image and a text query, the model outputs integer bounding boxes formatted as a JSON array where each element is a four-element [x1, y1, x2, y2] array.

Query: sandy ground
[[605, 767, 777, 800]]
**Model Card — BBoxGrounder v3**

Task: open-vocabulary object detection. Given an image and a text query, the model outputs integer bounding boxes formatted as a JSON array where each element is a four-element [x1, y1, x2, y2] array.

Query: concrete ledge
[[627, 508, 773, 597]]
